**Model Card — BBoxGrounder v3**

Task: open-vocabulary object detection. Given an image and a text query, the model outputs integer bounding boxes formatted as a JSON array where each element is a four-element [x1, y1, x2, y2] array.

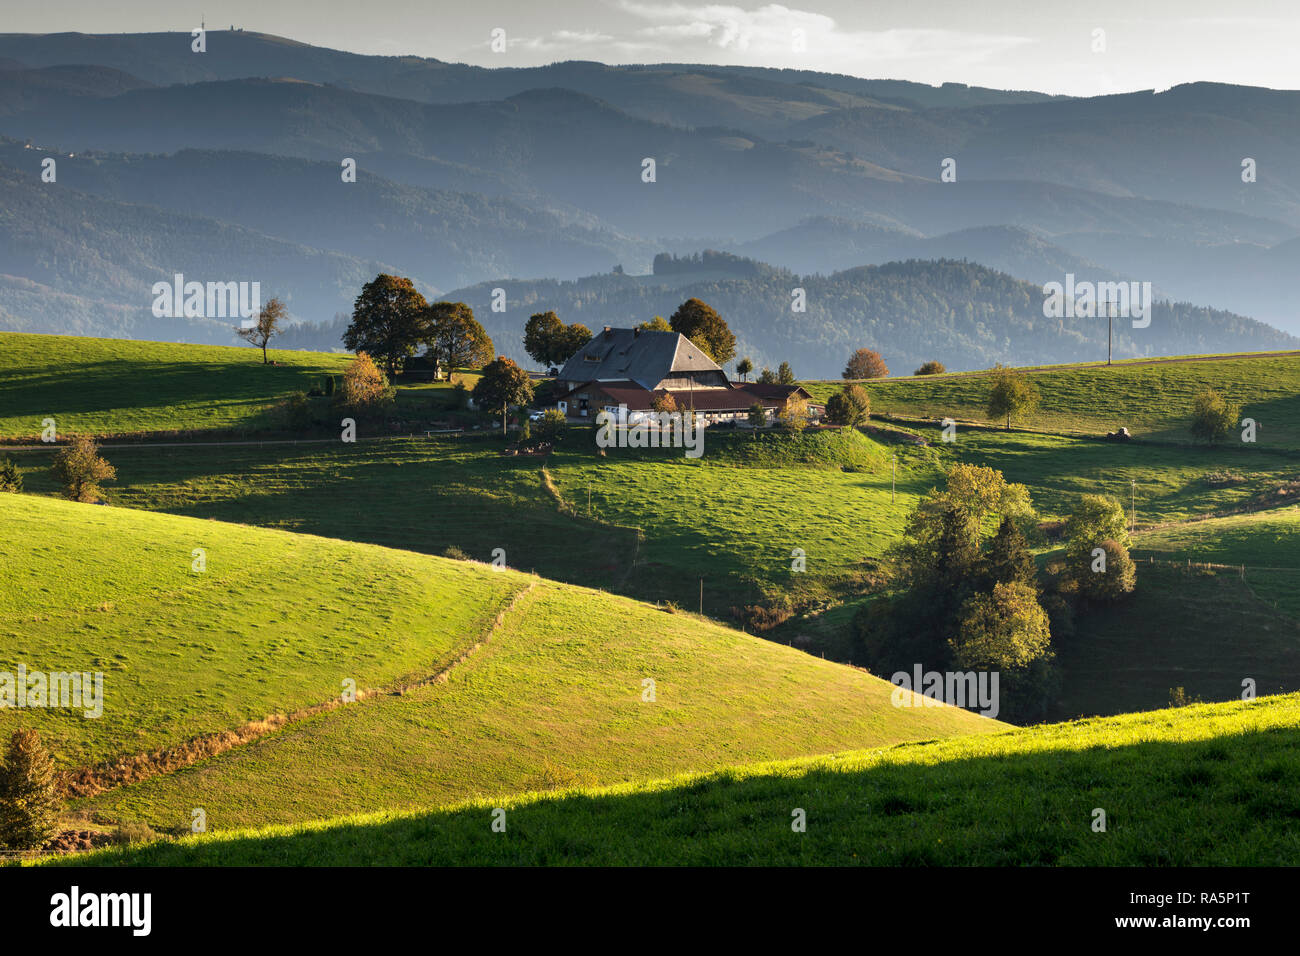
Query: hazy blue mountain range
[[0, 30, 1296, 358]]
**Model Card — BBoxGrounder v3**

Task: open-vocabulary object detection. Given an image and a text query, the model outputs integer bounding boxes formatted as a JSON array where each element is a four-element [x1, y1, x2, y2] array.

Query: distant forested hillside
[[447, 258, 1296, 377]]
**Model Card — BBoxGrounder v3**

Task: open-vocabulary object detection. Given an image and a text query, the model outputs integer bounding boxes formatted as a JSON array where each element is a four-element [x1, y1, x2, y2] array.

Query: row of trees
[[733, 360, 797, 385], [344, 275, 494, 378]]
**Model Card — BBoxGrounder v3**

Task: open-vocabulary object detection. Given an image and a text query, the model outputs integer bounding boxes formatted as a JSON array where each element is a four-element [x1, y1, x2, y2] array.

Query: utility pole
[[1108, 301, 1113, 366], [891, 453, 896, 503]]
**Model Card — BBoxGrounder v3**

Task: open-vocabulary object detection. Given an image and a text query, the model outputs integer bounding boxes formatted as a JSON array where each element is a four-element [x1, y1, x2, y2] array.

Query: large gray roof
[[556, 328, 722, 391]]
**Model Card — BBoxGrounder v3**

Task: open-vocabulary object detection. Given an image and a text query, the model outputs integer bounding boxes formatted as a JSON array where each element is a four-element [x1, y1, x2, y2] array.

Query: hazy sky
[[11, 0, 1300, 95]]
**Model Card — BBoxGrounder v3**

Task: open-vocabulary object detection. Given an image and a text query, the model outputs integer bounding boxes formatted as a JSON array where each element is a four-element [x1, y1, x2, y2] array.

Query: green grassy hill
[[804, 352, 1300, 447], [8, 427, 926, 616], [0, 493, 1000, 832], [0, 332, 351, 438], [1048, 507, 1300, 718], [49, 693, 1300, 866], [1135, 506, 1300, 615]]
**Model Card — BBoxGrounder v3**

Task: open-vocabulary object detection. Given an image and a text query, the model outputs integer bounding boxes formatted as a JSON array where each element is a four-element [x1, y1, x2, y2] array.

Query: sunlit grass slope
[[1, 492, 999, 831], [57, 694, 1300, 866], [0, 332, 351, 438], [804, 352, 1300, 447], [0, 493, 523, 766], [84, 576, 1000, 831]]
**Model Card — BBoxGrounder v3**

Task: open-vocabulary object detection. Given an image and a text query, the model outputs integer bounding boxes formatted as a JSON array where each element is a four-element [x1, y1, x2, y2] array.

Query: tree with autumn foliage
[[843, 348, 889, 379], [339, 352, 394, 413], [51, 436, 115, 503]]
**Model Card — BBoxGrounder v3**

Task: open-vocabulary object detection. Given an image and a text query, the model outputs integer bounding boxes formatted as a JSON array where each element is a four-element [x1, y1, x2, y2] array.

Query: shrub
[[0, 729, 60, 851], [731, 602, 794, 632], [0, 458, 21, 493], [534, 408, 567, 444], [1168, 686, 1202, 707], [914, 360, 946, 376], [442, 545, 471, 561], [111, 821, 159, 846], [340, 352, 395, 412], [824, 384, 870, 426], [324, 374, 337, 397], [285, 391, 313, 431], [1190, 388, 1239, 444], [51, 436, 116, 503]]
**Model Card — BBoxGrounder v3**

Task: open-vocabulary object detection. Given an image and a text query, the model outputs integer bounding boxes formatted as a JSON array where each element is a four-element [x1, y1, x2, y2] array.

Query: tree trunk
[[262, 343, 268, 365], [502, 408, 508, 436]]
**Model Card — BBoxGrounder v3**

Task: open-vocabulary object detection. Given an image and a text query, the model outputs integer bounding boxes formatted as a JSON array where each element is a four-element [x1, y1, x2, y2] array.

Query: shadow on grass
[[59, 715, 1300, 866], [1054, 564, 1300, 720]]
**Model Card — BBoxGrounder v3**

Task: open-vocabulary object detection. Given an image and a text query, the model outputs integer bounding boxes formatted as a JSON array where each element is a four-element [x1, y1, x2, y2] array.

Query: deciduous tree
[[779, 395, 809, 431], [844, 348, 889, 380], [986, 364, 1040, 430], [825, 384, 870, 426], [950, 581, 1052, 671], [340, 351, 393, 412], [51, 437, 115, 503], [344, 274, 430, 378], [235, 295, 288, 364], [426, 301, 494, 374], [669, 298, 736, 365], [473, 356, 535, 436]]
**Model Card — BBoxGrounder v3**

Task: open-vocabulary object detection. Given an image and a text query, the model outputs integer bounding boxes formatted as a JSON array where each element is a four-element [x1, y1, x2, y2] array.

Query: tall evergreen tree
[[0, 729, 59, 850], [984, 516, 1035, 588]]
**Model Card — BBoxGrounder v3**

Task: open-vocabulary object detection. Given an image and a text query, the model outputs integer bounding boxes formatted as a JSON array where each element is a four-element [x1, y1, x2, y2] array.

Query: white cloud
[[461, 2, 1036, 84], [614, 1, 1034, 71]]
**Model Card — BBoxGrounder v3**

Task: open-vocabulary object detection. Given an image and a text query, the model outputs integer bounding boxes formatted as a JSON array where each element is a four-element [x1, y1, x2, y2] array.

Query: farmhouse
[[551, 327, 811, 424]]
